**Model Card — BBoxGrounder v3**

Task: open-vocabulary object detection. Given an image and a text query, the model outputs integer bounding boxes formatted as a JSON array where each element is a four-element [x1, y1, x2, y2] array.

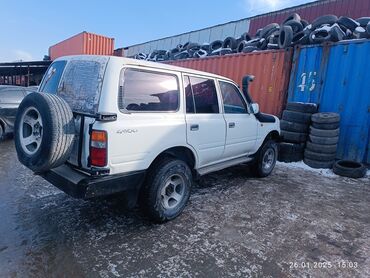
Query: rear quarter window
[[119, 68, 179, 112]]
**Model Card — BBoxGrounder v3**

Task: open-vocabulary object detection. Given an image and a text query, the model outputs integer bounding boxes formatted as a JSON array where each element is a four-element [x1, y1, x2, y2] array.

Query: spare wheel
[[15, 93, 75, 173]]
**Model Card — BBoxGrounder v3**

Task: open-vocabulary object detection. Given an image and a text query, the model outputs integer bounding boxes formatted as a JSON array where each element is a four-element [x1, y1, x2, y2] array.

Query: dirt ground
[[0, 138, 369, 278]]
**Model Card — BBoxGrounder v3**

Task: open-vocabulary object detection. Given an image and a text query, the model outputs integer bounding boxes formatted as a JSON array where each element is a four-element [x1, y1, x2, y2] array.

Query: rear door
[[218, 80, 258, 159], [38, 57, 109, 170], [184, 75, 226, 167]]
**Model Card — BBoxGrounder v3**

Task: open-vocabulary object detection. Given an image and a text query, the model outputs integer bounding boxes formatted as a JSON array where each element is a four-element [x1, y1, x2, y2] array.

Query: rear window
[[119, 68, 179, 112], [39, 57, 109, 114]]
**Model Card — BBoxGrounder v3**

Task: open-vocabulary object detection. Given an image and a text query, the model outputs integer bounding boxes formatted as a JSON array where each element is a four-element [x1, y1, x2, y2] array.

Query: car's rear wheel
[[252, 140, 278, 177], [141, 158, 192, 223]]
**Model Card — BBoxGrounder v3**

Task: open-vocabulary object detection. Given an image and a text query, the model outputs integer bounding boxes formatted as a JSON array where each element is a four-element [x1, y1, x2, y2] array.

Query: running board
[[197, 156, 253, 176]]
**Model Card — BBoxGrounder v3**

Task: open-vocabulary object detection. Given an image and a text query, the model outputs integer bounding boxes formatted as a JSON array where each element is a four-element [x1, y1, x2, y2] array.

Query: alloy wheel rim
[[160, 174, 185, 210], [19, 107, 43, 155], [262, 148, 275, 171]]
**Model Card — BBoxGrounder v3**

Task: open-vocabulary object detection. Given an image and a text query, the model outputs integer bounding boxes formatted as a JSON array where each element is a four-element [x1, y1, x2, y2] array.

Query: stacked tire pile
[[131, 15, 370, 62], [304, 113, 340, 169], [278, 102, 317, 162]]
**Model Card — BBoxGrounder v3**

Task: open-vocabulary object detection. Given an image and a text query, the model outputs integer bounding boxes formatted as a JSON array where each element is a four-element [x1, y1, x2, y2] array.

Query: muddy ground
[[0, 138, 369, 278]]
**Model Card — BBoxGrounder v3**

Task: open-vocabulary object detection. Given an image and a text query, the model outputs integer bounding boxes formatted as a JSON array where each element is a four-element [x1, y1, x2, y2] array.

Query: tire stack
[[304, 112, 340, 169], [278, 102, 317, 162]]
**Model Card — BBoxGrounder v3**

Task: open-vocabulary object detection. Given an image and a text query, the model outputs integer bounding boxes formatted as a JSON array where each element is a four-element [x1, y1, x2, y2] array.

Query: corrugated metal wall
[[124, 19, 250, 57], [123, 0, 370, 56], [49, 32, 114, 60], [249, 0, 370, 35], [168, 49, 293, 117], [288, 40, 370, 164]]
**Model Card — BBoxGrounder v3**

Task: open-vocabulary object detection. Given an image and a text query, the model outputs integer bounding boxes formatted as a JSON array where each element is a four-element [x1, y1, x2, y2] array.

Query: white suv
[[14, 56, 280, 222]]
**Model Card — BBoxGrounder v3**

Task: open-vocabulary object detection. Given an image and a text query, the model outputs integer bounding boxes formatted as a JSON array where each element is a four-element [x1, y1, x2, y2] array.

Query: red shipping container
[[49, 32, 114, 60], [167, 49, 293, 117], [249, 0, 370, 35]]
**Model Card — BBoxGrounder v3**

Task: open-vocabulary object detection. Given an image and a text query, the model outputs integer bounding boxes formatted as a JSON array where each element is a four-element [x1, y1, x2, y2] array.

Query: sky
[[1, 0, 314, 62]]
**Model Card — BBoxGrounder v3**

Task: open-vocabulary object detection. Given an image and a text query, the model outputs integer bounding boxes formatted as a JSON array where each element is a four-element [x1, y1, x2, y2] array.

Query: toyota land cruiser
[[14, 55, 280, 222]]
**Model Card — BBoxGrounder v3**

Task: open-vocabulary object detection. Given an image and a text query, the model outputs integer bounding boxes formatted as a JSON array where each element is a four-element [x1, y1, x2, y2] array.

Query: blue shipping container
[[288, 40, 370, 164]]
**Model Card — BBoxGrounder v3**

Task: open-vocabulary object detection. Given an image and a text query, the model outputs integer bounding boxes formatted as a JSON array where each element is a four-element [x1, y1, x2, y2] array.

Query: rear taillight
[[90, 130, 107, 167]]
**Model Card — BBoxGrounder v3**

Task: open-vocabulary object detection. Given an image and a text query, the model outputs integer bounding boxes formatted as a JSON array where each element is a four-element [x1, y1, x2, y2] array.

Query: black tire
[[309, 135, 339, 145], [210, 40, 223, 51], [260, 23, 280, 39], [357, 17, 370, 27], [278, 142, 304, 162], [306, 141, 337, 154], [286, 102, 318, 113], [186, 42, 201, 52], [141, 158, 192, 223], [312, 15, 338, 29], [240, 32, 252, 42], [278, 151, 303, 163], [304, 158, 334, 169], [242, 46, 259, 53], [278, 25, 294, 49], [259, 38, 268, 50], [284, 20, 303, 34], [311, 112, 340, 124], [309, 127, 340, 137], [304, 149, 336, 161], [14, 93, 75, 172], [280, 120, 308, 133], [309, 29, 332, 44], [283, 13, 301, 24], [311, 121, 340, 130], [337, 16, 359, 32], [330, 25, 345, 42], [237, 40, 248, 52], [252, 140, 278, 177], [223, 37, 237, 50], [201, 43, 211, 52], [282, 110, 312, 124], [292, 31, 310, 45], [333, 160, 367, 179], [281, 130, 307, 143]]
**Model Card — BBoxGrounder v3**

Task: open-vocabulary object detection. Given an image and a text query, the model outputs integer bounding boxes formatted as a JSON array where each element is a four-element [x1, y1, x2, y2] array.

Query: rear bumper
[[40, 164, 146, 199]]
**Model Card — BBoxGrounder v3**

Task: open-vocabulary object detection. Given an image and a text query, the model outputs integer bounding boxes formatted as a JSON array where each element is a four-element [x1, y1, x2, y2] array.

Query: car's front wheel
[[252, 140, 278, 177], [141, 158, 192, 223]]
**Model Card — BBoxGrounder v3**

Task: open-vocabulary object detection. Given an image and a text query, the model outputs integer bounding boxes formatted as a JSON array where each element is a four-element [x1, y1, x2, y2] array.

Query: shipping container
[[49, 32, 114, 60], [288, 40, 370, 164], [167, 49, 293, 117], [249, 0, 370, 35]]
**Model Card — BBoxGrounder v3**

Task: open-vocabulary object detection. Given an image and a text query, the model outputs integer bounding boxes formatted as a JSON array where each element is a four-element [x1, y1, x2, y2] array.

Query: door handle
[[229, 122, 236, 128], [190, 124, 199, 131]]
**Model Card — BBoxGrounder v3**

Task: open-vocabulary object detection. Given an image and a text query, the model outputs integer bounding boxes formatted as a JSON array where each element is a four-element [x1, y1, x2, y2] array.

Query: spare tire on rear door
[[15, 93, 75, 173]]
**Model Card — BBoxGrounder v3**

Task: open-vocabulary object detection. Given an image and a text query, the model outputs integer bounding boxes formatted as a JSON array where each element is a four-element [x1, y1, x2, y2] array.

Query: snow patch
[[277, 161, 337, 177]]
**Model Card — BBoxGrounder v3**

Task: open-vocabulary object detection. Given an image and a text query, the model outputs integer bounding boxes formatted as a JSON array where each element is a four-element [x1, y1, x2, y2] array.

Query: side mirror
[[251, 103, 259, 114]]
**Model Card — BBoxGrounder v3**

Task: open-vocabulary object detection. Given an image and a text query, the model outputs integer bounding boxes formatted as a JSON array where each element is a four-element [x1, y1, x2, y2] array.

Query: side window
[[219, 81, 248, 114], [189, 76, 219, 114], [119, 69, 179, 112], [184, 76, 195, 113], [39, 61, 67, 94]]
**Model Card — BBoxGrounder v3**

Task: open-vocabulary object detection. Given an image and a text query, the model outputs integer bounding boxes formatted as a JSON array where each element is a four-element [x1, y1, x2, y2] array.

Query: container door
[[218, 80, 257, 158], [288, 45, 329, 104], [319, 42, 370, 164], [184, 75, 226, 167]]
